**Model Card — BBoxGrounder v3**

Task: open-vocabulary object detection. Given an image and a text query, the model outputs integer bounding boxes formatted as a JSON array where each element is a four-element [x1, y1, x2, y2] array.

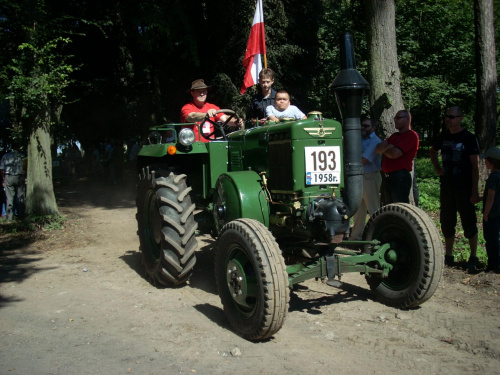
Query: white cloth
[[265, 105, 305, 120]]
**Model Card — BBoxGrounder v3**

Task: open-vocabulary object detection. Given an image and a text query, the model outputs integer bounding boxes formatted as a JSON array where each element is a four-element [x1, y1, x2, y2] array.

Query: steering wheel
[[200, 109, 240, 141]]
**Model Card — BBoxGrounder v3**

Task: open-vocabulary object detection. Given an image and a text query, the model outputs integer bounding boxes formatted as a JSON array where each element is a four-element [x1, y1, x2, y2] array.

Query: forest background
[[1, 0, 498, 149], [0, 0, 498, 243]]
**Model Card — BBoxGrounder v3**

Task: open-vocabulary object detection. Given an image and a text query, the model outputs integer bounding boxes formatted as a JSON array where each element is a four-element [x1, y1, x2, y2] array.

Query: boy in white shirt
[[266, 90, 307, 122]]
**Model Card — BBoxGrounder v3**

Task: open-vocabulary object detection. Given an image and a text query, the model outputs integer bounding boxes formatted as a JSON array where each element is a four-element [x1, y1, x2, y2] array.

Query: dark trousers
[[440, 185, 477, 239], [484, 216, 500, 270], [5, 174, 26, 221], [383, 169, 411, 204]]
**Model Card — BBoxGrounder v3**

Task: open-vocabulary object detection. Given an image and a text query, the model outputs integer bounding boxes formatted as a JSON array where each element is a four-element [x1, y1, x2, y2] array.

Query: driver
[[180, 79, 243, 142]]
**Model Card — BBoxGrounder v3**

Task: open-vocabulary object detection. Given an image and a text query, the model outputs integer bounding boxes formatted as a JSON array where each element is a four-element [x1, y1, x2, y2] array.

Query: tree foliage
[[0, 0, 496, 154]]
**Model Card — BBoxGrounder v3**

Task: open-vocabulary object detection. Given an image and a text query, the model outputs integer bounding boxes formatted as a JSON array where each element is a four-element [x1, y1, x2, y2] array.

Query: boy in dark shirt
[[482, 147, 500, 273], [249, 69, 276, 126]]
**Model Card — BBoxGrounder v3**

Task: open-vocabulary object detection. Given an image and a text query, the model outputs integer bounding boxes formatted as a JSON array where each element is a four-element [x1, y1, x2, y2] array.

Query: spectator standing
[[249, 68, 277, 126], [351, 117, 382, 240], [128, 139, 140, 174], [107, 140, 124, 185], [375, 110, 419, 204], [429, 106, 480, 272], [0, 149, 6, 218], [0, 143, 26, 221], [90, 145, 104, 177], [71, 143, 83, 178], [481, 147, 500, 274]]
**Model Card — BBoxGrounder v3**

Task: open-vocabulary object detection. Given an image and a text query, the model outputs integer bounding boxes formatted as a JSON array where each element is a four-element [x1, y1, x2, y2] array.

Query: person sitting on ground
[[180, 79, 243, 142], [265, 90, 307, 123]]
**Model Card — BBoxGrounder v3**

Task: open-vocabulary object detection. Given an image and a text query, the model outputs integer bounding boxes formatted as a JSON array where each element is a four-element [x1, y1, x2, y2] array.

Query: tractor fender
[[213, 171, 270, 235]]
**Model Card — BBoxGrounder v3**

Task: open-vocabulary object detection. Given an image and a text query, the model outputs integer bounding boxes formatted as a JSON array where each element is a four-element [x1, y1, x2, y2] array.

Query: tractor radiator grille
[[268, 133, 293, 191], [229, 149, 242, 169]]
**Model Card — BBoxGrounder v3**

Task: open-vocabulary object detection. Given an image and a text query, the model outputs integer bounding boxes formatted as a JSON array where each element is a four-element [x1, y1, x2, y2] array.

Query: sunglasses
[[445, 115, 461, 119]]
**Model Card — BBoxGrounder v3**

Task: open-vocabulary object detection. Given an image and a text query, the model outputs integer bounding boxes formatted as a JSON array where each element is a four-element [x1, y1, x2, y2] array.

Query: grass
[[0, 214, 66, 233], [415, 157, 487, 265]]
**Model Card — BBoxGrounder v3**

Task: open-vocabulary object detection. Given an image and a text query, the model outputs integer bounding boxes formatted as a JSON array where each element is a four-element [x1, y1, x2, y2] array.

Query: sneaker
[[444, 255, 455, 266], [467, 256, 480, 274]]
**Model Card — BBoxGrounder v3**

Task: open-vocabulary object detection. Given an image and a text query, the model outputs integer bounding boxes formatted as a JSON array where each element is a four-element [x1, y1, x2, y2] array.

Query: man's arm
[[219, 114, 244, 129], [429, 146, 444, 176], [186, 108, 219, 123], [470, 153, 480, 204], [375, 141, 403, 159]]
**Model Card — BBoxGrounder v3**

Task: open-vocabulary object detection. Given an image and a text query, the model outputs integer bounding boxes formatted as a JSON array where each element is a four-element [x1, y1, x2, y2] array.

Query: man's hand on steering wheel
[[201, 109, 242, 141]]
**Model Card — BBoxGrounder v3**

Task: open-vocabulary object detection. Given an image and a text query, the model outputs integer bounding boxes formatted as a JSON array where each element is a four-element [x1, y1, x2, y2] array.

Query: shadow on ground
[[55, 177, 136, 211], [288, 281, 375, 314], [0, 245, 57, 309]]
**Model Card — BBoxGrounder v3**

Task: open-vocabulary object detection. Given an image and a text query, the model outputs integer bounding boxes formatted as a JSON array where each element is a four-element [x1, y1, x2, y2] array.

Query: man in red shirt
[[180, 79, 243, 142], [375, 110, 419, 204]]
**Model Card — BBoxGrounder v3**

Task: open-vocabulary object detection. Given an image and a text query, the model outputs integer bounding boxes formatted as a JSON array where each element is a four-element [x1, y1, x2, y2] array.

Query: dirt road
[[1, 181, 499, 374]]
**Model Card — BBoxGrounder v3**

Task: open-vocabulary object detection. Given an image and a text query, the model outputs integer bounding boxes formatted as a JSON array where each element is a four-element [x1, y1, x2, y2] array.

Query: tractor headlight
[[178, 128, 195, 146]]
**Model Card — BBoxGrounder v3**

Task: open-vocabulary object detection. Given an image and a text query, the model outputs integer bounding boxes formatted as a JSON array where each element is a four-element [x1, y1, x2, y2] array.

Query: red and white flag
[[240, 0, 266, 95]]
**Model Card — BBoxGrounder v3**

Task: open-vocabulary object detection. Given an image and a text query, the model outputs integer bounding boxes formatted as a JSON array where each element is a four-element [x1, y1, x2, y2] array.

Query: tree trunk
[[26, 107, 59, 217], [474, 0, 498, 186], [365, 0, 404, 136], [474, 0, 497, 151]]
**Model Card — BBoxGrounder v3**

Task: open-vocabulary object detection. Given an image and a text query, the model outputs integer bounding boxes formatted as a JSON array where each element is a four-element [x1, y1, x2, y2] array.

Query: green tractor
[[136, 33, 443, 341]]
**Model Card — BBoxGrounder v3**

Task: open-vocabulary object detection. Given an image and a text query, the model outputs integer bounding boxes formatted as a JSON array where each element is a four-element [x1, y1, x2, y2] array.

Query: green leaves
[[7, 37, 75, 121]]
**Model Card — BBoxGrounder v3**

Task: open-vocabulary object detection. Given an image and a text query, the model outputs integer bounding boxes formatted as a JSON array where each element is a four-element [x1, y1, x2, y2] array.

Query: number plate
[[305, 146, 342, 185]]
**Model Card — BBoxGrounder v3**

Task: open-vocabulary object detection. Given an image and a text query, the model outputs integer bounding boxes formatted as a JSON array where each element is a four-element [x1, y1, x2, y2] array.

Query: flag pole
[[240, 0, 266, 94], [262, 0, 267, 69]]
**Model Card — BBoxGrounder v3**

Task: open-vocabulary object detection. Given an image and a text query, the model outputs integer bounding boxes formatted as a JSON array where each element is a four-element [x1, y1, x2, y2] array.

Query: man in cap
[[180, 79, 243, 142], [430, 106, 480, 272]]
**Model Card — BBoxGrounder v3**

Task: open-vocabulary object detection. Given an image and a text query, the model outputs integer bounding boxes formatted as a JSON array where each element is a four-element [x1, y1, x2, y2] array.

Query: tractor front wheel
[[363, 203, 443, 308], [215, 219, 289, 340]]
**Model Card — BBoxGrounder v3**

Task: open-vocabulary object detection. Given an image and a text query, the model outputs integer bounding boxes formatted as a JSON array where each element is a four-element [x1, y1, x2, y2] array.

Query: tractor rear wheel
[[363, 203, 443, 308], [215, 219, 289, 340], [136, 168, 197, 286]]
